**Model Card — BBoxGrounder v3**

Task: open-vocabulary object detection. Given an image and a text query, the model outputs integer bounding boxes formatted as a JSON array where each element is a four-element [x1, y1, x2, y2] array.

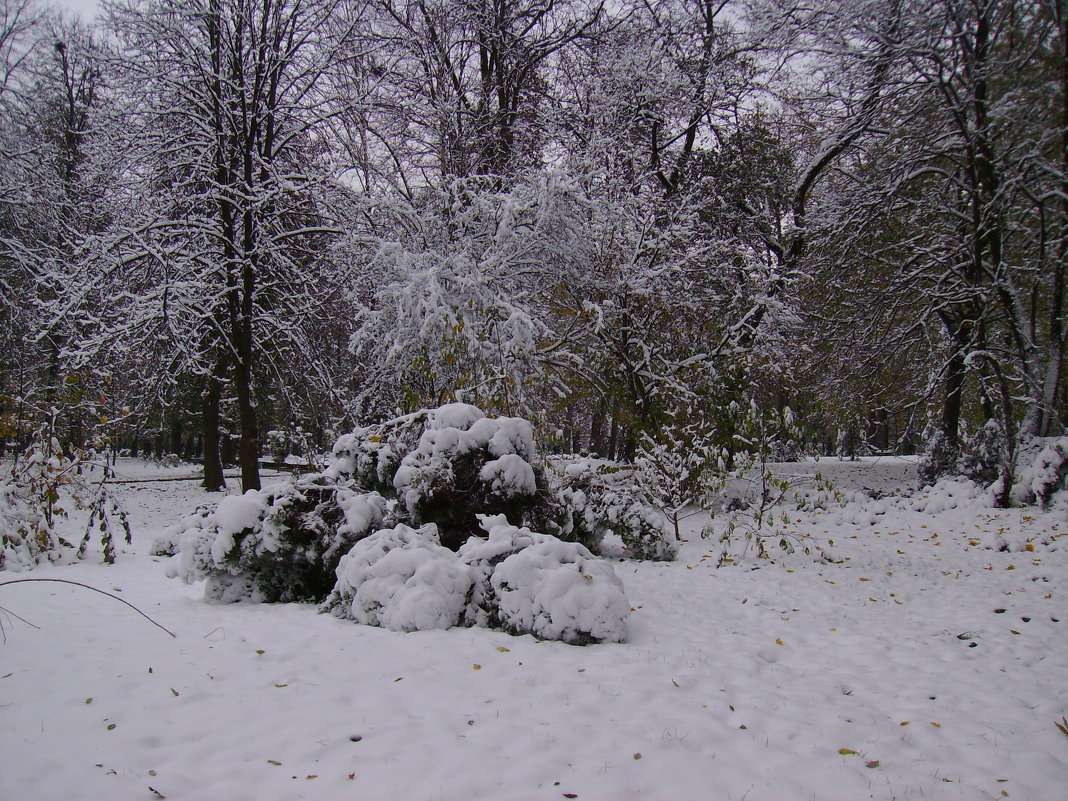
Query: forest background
[[2, 0, 1065, 502]]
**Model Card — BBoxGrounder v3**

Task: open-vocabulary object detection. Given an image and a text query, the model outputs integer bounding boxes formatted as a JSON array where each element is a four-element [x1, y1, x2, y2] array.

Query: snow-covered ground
[[2, 457, 1066, 800]]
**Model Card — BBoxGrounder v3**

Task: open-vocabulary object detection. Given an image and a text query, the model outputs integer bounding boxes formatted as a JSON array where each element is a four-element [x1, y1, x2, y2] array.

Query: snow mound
[[327, 523, 474, 631], [907, 477, 991, 514]]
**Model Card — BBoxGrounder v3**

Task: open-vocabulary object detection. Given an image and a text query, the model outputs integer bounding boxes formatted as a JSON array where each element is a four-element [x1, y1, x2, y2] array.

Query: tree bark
[[201, 364, 226, 491]]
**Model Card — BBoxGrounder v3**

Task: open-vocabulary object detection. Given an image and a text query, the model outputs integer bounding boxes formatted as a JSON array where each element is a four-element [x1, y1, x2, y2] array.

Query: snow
[[491, 531, 629, 644], [479, 453, 538, 496], [2, 456, 1068, 800], [328, 523, 474, 632], [210, 493, 268, 561]]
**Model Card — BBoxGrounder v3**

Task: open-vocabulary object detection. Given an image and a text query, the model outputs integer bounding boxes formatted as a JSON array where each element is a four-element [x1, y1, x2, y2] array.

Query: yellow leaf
[[496, 647, 510, 652], [838, 748, 859, 756], [775, 638, 783, 646], [472, 664, 482, 670], [930, 722, 941, 728], [1025, 543, 1034, 552]]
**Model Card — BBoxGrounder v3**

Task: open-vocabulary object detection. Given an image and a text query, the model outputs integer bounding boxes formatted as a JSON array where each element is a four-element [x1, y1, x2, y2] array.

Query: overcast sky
[[52, 0, 100, 19]]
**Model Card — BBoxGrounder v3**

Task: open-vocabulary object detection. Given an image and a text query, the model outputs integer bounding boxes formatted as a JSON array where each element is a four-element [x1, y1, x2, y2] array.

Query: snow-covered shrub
[[960, 420, 1005, 485], [167, 476, 387, 602], [1, 424, 131, 570], [633, 423, 717, 541], [1011, 437, 1068, 507], [324, 523, 474, 631], [390, 407, 554, 549], [322, 514, 630, 644], [167, 404, 641, 642], [328, 407, 456, 495], [0, 476, 61, 571], [488, 522, 629, 644], [918, 428, 960, 487], [553, 461, 678, 561], [456, 513, 542, 627]]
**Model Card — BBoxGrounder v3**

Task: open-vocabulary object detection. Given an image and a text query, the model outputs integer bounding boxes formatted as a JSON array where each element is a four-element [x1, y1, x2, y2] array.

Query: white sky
[[51, 0, 101, 19]]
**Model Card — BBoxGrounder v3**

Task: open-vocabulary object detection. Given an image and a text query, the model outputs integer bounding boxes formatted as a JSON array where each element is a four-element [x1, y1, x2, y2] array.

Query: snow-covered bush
[[2, 424, 131, 571], [960, 420, 1005, 485], [456, 514, 541, 627], [323, 515, 629, 644], [328, 407, 453, 496], [1011, 437, 1068, 507], [486, 520, 629, 644], [324, 523, 474, 631], [167, 476, 387, 602], [553, 461, 678, 560], [1, 476, 61, 571], [327, 403, 559, 549], [167, 404, 642, 643], [918, 428, 960, 487]]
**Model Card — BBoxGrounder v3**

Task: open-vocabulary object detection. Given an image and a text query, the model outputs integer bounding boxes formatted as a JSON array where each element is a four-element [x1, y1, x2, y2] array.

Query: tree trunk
[[201, 366, 226, 491], [942, 345, 966, 450], [234, 344, 260, 492]]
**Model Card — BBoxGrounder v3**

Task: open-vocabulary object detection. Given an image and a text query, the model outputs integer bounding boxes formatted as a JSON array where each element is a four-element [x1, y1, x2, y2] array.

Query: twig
[[0, 578, 176, 638], [0, 604, 42, 644]]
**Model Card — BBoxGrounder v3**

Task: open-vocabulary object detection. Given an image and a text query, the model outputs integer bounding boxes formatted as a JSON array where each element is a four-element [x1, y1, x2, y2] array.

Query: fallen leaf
[[85, 698, 93, 704], [267, 760, 282, 766], [838, 748, 859, 756], [775, 638, 783, 646], [106, 723, 116, 731], [472, 664, 482, 670], [930, 722, 941, 728], [496, 647, 510, 652], [256, 649, 265, 655], [633, 753, 642, 760], [865, 761, 880, 769], [170, 688, 179, 697], [274, 684, 288, 688]]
